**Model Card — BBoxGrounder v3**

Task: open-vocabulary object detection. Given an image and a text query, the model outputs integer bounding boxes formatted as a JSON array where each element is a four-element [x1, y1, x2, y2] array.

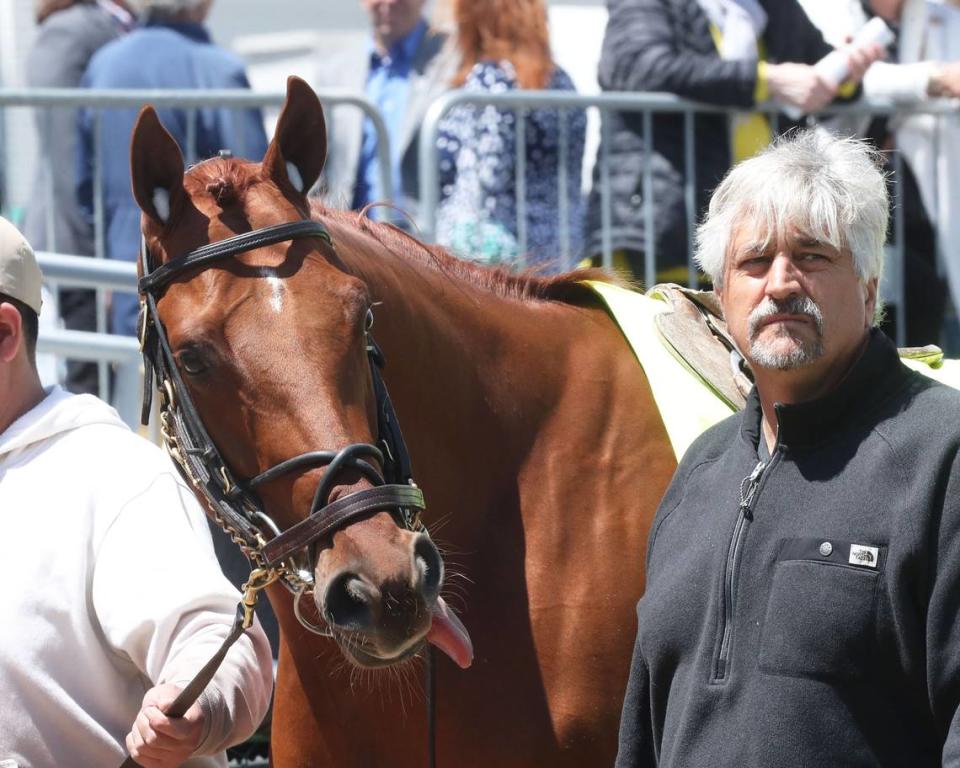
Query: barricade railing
[[419, 90, 960, 346], [0, 87, 392, 211], [3, 87, 390, 405], [35, 251, 144, 432], [16, 88, 960, 392]]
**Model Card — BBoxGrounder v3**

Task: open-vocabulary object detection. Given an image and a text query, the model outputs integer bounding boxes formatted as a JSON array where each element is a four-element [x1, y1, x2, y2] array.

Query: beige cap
[[0, 217, 42, 315]]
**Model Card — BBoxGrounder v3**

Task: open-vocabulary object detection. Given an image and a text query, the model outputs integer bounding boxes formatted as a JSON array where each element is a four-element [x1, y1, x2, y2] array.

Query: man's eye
[[799, 252, 827, 262], [177, 348, 209, 375]]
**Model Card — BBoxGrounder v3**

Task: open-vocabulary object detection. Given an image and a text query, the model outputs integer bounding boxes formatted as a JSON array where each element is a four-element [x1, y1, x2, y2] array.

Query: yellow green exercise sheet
[[584, 280, 960, 461]]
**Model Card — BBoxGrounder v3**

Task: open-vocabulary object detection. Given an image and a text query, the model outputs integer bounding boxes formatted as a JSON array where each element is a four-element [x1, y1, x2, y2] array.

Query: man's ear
[[130, 106, 186, 226], [0, 303, 23, 364], [714, 276, 727, 315], [262, 76, 327, 196], [863, 276, 879, 327]]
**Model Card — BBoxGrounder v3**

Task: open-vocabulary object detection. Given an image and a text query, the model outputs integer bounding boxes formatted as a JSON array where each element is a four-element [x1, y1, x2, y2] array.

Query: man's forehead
[[729, 221, 842, 256]]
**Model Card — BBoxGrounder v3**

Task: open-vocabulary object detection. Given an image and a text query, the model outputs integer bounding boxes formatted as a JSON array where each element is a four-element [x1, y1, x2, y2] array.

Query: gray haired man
[[616, 130, 960, 767]]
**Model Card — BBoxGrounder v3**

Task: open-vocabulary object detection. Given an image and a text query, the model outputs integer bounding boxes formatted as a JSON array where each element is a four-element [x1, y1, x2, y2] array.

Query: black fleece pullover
[[617, 330, 960, 767]]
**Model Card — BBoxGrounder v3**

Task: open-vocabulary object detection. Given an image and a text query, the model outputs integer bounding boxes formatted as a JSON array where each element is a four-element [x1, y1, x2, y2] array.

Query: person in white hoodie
[[0, 215, 273, 767]]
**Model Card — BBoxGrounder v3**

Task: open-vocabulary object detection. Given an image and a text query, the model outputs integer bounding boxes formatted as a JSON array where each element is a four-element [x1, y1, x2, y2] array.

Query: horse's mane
[[321, 204, 628, 306], [176, 159, 627, 305]]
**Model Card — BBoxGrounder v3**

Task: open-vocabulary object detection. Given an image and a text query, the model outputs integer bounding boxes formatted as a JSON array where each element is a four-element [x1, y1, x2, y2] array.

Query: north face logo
[[849, 544, 879, 568]]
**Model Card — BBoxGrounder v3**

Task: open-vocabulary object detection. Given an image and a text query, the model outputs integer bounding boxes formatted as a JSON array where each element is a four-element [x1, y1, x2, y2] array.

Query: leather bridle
[[137, 218, 427, 617], [124, 216, 439, 768]]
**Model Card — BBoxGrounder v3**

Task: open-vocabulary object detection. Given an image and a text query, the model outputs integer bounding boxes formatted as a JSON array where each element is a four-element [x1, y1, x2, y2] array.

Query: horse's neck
[[334, 227, 662, 511], [351, 254, 565, 478]]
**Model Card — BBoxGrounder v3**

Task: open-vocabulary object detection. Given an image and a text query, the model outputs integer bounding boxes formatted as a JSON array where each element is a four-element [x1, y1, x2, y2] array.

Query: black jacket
[[618, 330, 960, 767], [585, 0, 834, 271]]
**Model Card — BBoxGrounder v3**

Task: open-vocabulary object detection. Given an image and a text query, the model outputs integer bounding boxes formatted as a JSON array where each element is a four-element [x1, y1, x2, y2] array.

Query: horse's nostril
[[323, 573, 376, 630], [414, 534, 443, 601]]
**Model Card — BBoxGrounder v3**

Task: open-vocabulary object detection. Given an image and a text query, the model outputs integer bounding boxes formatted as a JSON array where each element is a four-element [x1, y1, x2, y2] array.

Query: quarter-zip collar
[[740, 329, 909, 451]]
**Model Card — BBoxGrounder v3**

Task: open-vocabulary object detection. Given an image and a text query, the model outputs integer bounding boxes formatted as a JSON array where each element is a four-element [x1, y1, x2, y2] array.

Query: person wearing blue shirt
[[353, 17, 428, 209], [76, 0, 268, 339], [314, 0, 455, 219]]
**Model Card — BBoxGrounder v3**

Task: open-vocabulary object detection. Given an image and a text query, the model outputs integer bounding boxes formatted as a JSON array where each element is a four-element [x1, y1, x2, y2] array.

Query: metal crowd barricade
[[2, 87, 390, 412], [35, 251, 142, 430], [419, 90, 960, 347]]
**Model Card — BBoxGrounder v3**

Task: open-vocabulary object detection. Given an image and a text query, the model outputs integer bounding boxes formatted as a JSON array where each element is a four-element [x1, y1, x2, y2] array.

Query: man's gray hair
[[125, 0, 206, 17], [694, 130, 889, 290]]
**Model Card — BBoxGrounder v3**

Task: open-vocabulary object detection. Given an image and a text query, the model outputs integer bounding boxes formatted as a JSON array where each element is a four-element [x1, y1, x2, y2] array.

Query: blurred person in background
[[22, 0, 134, 395], [314, 0, 456, 220], [584, 0, 883, 285], [801, 0, 960, 100], [798, 0, 960, 346], [76, 0, 268, 340], [433, 0, 586, 271]]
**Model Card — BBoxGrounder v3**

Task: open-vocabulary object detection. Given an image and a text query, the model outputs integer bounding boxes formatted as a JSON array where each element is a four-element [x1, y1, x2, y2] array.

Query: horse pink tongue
[[427, 597, 473, 669]]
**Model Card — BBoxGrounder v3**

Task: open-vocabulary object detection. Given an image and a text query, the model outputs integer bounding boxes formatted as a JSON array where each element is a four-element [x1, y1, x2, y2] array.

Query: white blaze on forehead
[[258, 267, 284, 314]]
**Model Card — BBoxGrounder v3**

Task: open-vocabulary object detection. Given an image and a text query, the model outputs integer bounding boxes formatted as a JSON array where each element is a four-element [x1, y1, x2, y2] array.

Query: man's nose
[[765, 254, 802, 299]]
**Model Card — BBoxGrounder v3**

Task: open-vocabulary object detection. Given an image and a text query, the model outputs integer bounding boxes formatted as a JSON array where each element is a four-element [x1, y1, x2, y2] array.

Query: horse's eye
[[364, 308, 374, 332], [177, 347, 209, 376]]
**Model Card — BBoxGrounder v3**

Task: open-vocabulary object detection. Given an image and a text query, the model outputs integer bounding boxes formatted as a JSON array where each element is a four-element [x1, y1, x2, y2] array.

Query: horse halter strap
[[137, 219, 426, 594]]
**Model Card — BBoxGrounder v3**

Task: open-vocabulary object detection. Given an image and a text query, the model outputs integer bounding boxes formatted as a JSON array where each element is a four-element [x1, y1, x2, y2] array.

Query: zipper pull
[[738, 460, 766, 518]]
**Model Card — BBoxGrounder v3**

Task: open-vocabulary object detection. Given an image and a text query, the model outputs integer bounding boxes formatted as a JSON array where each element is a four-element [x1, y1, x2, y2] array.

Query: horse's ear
[[130, 106, 185, 226], [262, 76, 327, 196]]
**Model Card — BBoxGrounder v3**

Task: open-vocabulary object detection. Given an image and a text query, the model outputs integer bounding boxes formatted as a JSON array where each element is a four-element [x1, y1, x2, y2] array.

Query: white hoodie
[[0, 387, 273, 768]]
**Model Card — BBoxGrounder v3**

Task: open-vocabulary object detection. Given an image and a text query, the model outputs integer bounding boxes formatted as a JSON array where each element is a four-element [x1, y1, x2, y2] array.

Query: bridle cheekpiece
[[137, 219, 427, 632]]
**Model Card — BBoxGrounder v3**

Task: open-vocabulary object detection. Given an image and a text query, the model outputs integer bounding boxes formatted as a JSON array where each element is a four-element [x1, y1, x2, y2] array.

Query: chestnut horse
[[129, 78, 677, 767]]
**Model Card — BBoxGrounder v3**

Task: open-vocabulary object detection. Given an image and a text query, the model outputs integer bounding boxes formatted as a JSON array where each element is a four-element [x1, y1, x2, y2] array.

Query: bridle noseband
[[137, 219, 427, 626]]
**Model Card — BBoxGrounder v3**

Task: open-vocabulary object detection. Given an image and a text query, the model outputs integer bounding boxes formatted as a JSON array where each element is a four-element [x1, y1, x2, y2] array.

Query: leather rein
[[120, 218, 432, 767]]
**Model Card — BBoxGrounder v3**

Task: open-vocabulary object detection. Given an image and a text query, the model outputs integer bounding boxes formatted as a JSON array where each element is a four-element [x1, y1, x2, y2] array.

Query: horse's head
[[129, 77, 471, 669]]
